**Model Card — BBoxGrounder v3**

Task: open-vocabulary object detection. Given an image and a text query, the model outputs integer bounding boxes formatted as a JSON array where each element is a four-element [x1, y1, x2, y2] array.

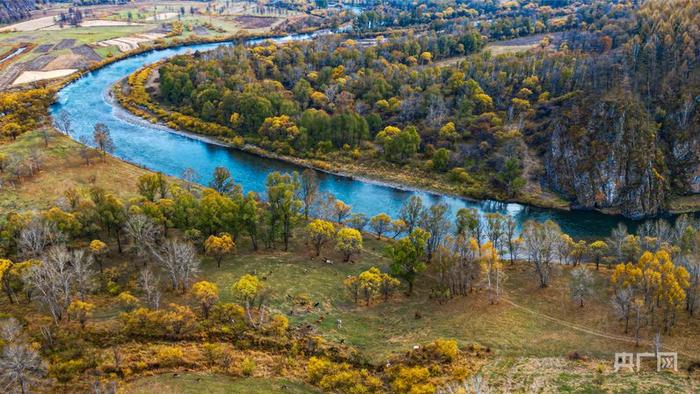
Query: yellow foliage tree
[[336, 227, 363, 262], [588, 240, 607, 270], [191, 281, 220, 318], [345, 267, 400, 305], [479, 242, 506, 304], [232, 274, 264, 324], [89, 239, 108, 273], [369, 213, 392, 239], [612, 250, 689, 333], [439, 122, 458, 141], [343, 275, 360, 304], [204, 233, 235, 268], [258, 115, 300, 143], [306, 219, 336, 256], [358, 268, 382, 306], [0, 259, 12, 302], [333, 200, 352, 223], [68, 300, 95, 328], [310, 91, 328, 107]]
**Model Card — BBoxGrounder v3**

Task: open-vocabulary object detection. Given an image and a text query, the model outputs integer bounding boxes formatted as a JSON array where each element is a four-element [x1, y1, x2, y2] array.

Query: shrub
[[50, 358, 90, 384], [391, 366, 434, 394], [432, 339, 459, 362], [210, 302, 246, 326], [268, 314, 289, 337], [404, 339, 460, 365], [202, 343, 225, 365], [241, 357, 256, 376], [156, 346, 184, 367], [448, 167, 475, 185], [119, 304, 197, 338], [307, 357, 382, 393], [117, 291, 139, 312]]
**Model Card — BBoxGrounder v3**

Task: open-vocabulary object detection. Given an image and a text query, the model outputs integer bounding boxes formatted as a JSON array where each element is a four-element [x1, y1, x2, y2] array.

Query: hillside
[[530, 0, 700, 218], [0, 0, 35, 24]]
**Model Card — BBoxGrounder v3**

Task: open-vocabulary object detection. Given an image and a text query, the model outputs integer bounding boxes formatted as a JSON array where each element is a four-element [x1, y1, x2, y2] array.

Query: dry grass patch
[[0, 129, 154, 213], [0, 16, 57, 32], [481, 356, 697, 392], [234, 16, 281, 29]]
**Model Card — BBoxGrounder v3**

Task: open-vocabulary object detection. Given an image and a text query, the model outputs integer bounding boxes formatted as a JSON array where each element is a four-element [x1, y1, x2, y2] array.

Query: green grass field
[[0, 24, 153, 46]]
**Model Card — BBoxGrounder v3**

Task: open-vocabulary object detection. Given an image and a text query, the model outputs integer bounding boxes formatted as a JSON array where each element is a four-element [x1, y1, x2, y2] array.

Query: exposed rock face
[[0, 0, 35, 24], [540, 92, 667, 219], [666, 99, 700, 195]]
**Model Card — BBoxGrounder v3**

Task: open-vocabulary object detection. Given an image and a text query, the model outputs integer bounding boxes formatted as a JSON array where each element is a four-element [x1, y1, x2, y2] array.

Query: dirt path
[[502, 297, 697, 360]]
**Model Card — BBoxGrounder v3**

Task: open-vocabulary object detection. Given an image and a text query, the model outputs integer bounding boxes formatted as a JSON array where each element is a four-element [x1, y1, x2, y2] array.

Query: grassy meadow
[[0, 129, 153, 213]]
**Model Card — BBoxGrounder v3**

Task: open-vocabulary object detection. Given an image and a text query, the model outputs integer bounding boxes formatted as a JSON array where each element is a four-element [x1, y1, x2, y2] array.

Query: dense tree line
[[351, 0, 635, 39]]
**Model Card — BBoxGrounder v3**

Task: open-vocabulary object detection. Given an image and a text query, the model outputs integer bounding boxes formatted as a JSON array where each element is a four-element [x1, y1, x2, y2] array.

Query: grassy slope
[[0, 129, 153, 213], [98, 233, 693, 392], [195, 237, 700, 364], [0, 131, 697, 392], [124, 374, 320, 394]]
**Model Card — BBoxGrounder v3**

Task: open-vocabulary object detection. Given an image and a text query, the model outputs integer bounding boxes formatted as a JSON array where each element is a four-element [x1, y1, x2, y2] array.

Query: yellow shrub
[[433, 338, 459, 362], [268, 314, 289, 337], [391, 366, 433, 394], [307, 357, 382, 393], [241, 357, 256, 376], [156, 346, 184, 367]]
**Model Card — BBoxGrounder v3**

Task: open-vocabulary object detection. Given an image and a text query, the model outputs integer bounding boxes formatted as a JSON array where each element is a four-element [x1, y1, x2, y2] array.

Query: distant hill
[[0, 0, 35, 24]]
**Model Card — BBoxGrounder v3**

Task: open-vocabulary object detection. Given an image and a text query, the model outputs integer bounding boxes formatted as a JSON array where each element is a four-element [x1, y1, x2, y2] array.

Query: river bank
[[114, 62, 578, 214], [30, 25, 690, 221], [49, 28, 667, 238]]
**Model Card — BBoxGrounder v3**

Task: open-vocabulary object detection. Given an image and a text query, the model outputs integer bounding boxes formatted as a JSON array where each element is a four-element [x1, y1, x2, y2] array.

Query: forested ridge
[[0, 0, 35, 24], [125, 0, 700, 219]]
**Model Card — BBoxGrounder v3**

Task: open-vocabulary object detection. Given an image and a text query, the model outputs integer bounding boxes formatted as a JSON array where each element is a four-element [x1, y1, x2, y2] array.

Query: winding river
[[50, 32, 639, 239]]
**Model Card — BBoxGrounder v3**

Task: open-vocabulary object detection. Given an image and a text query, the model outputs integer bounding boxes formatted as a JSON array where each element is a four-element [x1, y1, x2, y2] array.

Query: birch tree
[[124, 213, 160, 258], [152, 239, 200, 292], [0, 319, 46, 394], [522, 220, 560, 288], [23, 246, 75, 324]]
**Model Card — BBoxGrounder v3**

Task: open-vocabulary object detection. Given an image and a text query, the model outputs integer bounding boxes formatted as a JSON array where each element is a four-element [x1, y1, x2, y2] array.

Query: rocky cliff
[[0, 0, 35, 24], [533, 91, 670, 219]]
